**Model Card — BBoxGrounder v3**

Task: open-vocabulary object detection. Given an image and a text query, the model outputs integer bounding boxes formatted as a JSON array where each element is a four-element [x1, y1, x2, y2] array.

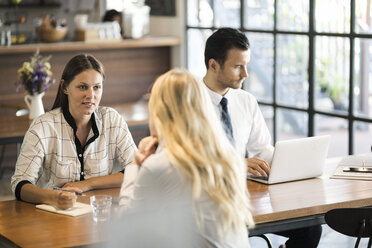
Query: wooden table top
[[0, 188, 119, 248], [249, 157, 372, 224], [1, 158, 372, 247], [0, 102, 149, 142], [0, 115, 30, 141], [110, 101, 149, 127]]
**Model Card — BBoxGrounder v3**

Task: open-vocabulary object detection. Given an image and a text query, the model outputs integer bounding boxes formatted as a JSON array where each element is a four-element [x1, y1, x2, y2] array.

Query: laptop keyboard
[[248, 175, 269, 181]]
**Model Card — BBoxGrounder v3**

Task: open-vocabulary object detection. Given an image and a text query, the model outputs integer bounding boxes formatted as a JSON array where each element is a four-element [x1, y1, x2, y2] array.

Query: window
[[186, 0, 372, 156]]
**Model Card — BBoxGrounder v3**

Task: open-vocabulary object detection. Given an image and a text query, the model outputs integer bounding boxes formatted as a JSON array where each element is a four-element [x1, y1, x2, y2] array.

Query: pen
[[53, 187, 85, 196]]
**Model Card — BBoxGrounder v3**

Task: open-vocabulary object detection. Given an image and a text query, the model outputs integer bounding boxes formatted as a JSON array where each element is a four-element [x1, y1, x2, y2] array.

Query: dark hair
[[204, 28, 250, 69], [102, 9, 122, 22], [52, 54, 105, 110]]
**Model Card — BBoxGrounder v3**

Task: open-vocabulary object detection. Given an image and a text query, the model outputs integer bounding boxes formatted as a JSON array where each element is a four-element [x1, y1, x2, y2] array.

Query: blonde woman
[[115, 69, 254, 248]]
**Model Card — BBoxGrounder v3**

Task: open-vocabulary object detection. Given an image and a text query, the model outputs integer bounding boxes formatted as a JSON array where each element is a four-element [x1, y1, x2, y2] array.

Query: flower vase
[[24, 92, 45, 120]]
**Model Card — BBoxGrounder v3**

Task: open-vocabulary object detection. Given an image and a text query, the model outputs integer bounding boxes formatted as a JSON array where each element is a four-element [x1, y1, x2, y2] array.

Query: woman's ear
[[61, 80, 68, 94]]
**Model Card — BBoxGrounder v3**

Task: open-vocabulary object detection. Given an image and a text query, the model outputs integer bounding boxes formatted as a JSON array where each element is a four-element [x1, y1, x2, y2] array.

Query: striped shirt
[[11, 106, 136, 199]]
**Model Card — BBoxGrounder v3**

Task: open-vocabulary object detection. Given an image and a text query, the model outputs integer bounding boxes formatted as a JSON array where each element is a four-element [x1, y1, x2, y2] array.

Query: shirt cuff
[[119, 164, 140, 206], [15, 180, 32, 201]]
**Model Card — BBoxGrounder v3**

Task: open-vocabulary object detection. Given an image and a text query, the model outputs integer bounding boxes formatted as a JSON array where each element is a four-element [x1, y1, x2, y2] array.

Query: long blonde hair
[[149, 69, 254, 234]]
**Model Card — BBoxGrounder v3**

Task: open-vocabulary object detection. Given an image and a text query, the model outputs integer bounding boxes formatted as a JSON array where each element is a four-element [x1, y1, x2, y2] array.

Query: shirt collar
[[62, 105, 99, 137], [203, 83, 232, 106]]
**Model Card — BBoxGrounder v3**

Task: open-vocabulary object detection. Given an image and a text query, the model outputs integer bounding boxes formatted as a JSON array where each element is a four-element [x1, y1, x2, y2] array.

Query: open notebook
[[36, 202, 92, 217]]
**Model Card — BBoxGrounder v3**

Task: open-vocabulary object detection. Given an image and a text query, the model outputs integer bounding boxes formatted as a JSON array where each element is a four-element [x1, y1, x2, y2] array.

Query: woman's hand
[[55, 190, 77, 210], [62, 183, 88, 192], [134, 136, 159, 165]]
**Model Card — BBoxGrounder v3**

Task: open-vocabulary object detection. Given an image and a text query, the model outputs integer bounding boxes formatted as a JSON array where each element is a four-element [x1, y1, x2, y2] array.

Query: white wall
[[148, 0, 185, 68]]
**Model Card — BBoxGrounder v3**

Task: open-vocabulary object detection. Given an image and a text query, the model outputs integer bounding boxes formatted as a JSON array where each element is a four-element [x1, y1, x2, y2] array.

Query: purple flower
[[15, 50, 55, 95]]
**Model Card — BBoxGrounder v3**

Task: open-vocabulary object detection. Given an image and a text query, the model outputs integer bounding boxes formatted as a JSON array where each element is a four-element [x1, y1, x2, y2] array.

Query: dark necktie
[[220, 97, 234, 145]]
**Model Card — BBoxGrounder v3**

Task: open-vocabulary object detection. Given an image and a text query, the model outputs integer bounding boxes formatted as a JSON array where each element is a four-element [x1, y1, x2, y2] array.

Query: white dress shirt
[[204, 85, 274, 163]]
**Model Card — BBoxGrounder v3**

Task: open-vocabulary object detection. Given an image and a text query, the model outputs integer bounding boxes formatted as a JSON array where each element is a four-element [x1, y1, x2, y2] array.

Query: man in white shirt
[[202, 28, 322, 248]]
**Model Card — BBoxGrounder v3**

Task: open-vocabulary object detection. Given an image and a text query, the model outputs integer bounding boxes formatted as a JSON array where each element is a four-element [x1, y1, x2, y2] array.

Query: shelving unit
[[0, 1, 60, 8]]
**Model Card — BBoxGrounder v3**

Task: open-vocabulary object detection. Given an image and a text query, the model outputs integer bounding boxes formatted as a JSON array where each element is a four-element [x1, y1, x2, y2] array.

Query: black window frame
[[186, 0, 372, 155]]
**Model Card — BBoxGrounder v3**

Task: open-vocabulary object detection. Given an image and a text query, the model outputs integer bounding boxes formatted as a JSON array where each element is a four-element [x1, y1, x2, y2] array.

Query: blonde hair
[[149, 68, 254, 234]]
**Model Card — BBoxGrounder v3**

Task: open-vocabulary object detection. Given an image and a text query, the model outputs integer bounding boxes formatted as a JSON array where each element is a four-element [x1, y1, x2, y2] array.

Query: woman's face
[[64, 69, 103, 120]]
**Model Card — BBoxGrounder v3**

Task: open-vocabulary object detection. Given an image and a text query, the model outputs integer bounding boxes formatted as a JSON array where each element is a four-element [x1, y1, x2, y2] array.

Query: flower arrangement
[[16, 50, 56, 96]]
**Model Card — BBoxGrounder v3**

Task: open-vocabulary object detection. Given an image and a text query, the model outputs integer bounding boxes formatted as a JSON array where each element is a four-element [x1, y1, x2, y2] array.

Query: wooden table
[[1, 158, 372, 247], [110, 102, 149, 131], [0, 101, 149, 145], [248, 157, 372, 235], [0, 188, 120, 248], [0, 115, 29, 145]]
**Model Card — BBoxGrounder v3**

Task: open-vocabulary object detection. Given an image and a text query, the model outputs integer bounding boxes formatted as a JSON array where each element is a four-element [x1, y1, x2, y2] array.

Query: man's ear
[[209, 59, 219, 72]]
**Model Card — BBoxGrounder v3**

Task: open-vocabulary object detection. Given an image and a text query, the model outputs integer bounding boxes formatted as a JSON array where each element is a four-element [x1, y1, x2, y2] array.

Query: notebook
[[331, 153, 372, 180], [247, 135, 331, 184], [36, 202, 92, 217]]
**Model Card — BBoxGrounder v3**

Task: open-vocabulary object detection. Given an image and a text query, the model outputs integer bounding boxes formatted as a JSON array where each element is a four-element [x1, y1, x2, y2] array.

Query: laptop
[[247, 135, 331, 184]]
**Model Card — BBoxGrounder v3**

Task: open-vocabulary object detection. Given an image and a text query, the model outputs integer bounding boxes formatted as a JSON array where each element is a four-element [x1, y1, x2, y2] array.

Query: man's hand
[[246, 157, 271, 177], [134, 136, 159, 165]]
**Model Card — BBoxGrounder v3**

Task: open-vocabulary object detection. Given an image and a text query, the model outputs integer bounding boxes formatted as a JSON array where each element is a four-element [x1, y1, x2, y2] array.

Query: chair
[[250, 234, 272, 248], [325, 208, 372, 248]]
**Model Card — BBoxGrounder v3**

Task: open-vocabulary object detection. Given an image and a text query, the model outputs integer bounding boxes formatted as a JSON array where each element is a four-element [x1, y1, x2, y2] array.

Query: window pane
[[315, 0, 350, 33], [277, 0, 309, 31], [187, 29, 213, 79], [187, 0, 213, 27], [355, 0, 372, 34], [277, 109, 308, 140], [260, 105, 274, 145], [315, 36, 350, 114], [244, 0, 274, 30], [106, 0, 124, 11], [354, 38, 372, 119], [276, 34, 309, 108], [354, 121, 372, 154], [214, 0, 240, 28], [244, 32, 274, 102], [315, 114, 348, 157]]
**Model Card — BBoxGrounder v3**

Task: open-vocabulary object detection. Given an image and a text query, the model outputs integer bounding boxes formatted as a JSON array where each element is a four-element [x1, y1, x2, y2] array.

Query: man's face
[[216, 48, 250, 91]]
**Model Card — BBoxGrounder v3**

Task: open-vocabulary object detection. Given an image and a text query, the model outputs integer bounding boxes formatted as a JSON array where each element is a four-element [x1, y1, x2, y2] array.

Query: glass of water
[[90, 195, 112, 222]]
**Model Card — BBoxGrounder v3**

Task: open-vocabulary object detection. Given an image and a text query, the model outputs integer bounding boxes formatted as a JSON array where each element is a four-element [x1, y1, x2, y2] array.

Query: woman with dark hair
[[102, 9, 123, 35], [11, 54, 136, 209]]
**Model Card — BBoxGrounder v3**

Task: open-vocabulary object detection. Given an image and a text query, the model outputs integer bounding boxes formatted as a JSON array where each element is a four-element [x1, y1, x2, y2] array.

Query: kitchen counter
[[0, 36, 180, 54]]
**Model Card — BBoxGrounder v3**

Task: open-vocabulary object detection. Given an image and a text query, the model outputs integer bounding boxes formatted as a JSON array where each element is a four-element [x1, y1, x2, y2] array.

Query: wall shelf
[[0, 36, 181, 54], [0, 2, 60, 8]]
